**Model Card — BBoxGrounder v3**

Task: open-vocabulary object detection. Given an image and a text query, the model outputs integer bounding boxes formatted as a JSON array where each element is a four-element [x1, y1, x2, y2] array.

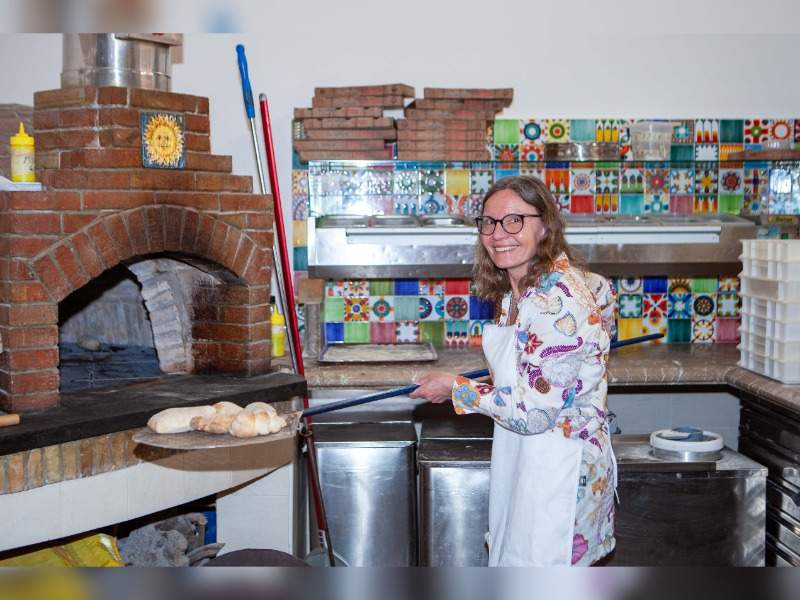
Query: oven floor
[[59, 342, 162, 393]]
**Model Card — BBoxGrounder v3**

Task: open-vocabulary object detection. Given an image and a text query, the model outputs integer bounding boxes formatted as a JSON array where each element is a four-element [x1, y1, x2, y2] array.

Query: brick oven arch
[[29, 205, 271, 304]]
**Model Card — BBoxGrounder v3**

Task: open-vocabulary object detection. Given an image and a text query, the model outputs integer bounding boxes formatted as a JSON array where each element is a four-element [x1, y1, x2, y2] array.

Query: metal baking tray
[[317, 215, 370, 228], [543, 142, 620, 160], [419, 214, 470, 227], [368, 215, 420, 227], [318, 342, 438, 364]]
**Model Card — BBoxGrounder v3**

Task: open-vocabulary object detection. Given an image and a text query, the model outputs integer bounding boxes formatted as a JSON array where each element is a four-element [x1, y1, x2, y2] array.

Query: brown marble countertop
[[303, 343, 800, 415]]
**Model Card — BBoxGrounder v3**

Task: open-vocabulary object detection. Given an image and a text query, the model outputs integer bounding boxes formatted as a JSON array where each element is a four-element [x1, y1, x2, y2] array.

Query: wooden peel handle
[[0, 414, 20, 428]]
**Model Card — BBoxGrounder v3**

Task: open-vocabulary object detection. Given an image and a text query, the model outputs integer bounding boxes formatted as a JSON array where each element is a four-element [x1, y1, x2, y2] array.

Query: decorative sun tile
[[672, 120, 694, 144], [719, 169, 744, 194], [395, 320, 420, 343], [744, 119, 772, 144], [694, 119, 719, 144], [344, 296, 370, 321], [695, 144, 719, 161], [521, 119, 545, 143], [520, 143, 544, 162], [470, 169, 494, 194], [420, 169, 444, 193], [419, 294, 445, 321], [670, 169, 693, 194], [141, 111, 186, 169], [668, 277, 691, 295], [718, 277, 740, 292], [692, 316, 716, 344], [769, 119, 794, 142], [369, 295, 395, 322], [667, 292, 692, 319], [620, 166, 644, 193], [619, 278, 643, 294], [545, 169, 570, 194], [694, 167, 718, 195], [344, 280, 369, 297], [542, 119, 570, 143], [716, 292, 741, 317], [570, 168, 595, 195]]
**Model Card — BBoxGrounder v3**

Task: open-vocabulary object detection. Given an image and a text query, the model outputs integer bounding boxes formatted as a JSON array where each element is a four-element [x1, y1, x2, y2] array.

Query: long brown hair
[[472, 175, 581, 303]]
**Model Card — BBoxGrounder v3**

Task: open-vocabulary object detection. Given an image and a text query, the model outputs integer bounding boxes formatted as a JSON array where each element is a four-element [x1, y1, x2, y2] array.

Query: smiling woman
[[410, 175, 618, 566]]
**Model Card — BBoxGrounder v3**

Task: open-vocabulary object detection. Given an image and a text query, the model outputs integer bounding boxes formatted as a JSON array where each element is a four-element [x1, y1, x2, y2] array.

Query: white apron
[[482, 322, 584, 566]]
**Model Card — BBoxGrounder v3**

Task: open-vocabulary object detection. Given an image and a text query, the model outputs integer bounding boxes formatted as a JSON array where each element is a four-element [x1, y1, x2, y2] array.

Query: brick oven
[[0, 86, 275, 413]]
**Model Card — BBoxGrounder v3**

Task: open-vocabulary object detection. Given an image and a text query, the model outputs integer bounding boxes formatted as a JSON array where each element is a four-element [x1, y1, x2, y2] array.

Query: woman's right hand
[[409, 371, 457, 403]]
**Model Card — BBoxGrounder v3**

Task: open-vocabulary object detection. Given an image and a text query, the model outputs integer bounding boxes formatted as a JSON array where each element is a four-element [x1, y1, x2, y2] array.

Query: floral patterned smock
[[451, 253, 618, 565]]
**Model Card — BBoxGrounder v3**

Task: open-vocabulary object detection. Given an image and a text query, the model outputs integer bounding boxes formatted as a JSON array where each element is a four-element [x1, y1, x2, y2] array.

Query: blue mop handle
[[301, 333, 663, 418], [236, 44, 255, 118]]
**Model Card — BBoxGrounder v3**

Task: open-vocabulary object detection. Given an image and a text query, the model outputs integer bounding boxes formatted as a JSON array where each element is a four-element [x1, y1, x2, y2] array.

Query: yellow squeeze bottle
[[10, 123, 35, 182], [271, 305, 287, 358]]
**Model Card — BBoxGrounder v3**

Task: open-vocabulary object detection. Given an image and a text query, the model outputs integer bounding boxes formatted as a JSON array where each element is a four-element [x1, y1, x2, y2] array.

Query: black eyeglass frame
[[474, 213, 542, 235]]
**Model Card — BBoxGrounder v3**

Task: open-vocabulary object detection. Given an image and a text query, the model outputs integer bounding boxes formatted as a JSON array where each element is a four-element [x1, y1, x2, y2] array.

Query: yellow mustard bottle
[[10, 123, 35, 183], [271, 304, 287, 358]]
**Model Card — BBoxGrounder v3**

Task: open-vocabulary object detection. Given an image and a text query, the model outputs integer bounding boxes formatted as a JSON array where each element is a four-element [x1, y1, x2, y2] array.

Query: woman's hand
[[409, 371, 457, 403]]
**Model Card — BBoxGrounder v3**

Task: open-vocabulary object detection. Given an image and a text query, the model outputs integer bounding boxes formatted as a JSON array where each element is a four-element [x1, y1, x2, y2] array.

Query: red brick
[[180, 210, 199, 253], [196, 97, 209, 115], [246, 213, 273, 230], [221, 228, 242, 269], [35, 151, 61, 170], [34, 87, 97, 109], [71, 232, 105, 280], [104, 214, 134, 259], [295, 106, 384, 119], [37, 129, 99, 151], [304, 128, 397, 140], [88, 221, 121, 267], [59, 108, 99, 128], [9, 213, 61, 235], [185, 133, 210, 152], [98, 107, 139, 127], [130, 89, 197, 112], [163, 207, 185, 251], [0, 369, 59, 394], [219, 305, 265, 324], [208, 221, 230, 263], [216, 214, 247, 229], [404, 108, 498, 121], [314, 84, 415, 98], [41, 170, 132, 190], [6, 282, 49, 303], [244, 250, 270, 285], [185, 153, 232, 172], [154, 192, 219, 210], [84, 190, 154, 209], [294, 139, 386, 151], [33, 109, 59, 130], [97, 87, 128, 105], [7, 191, 81, 211], [196, 173, 252, 193], [52, 243, 88, 289], [8, 236, 56, 258], [33, 255, 70, 300], [99, 127, 140, 148], [124, 209, 149, 256], [245, 230, 274, 249], [219, 194, 271, 212], [2, 326, 58, 350], [130, 170, 195, 191], [7, 304, 58, 326], [62, 213, 98, 233], [3, 348, 58, 371], [194, 214, 215, 255], [297, 150, 390, 161], [311, 95, 405, 109], [7, 391, 59, 413], [185, 114, 210, 133], [144, 206, 165, 251], [72, 148, 141, 168]]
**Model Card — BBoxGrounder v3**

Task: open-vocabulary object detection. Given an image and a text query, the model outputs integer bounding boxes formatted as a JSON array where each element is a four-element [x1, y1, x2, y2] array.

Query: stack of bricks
[[293, 84, 415, 161], [0, 104, 34, 178], [0, 86, 275, 413], [396, 88, 514, 161]]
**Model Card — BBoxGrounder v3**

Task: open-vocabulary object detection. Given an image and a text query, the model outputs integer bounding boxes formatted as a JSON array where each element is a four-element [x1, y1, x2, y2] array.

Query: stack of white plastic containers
[[740, 239, 800, 383]]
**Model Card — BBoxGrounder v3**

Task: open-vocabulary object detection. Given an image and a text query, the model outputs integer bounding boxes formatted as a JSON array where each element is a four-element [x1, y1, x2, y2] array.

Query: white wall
[[2, 1, 800, 258]]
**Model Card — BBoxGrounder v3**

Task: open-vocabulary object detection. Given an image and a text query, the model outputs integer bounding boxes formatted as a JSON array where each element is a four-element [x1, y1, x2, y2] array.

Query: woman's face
[[481, 189, 547, 283]]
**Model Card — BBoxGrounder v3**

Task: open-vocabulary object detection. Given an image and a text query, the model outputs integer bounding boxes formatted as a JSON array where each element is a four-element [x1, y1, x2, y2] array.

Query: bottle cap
[[271, 305, 285, 325], [10, 123, 34, 147]]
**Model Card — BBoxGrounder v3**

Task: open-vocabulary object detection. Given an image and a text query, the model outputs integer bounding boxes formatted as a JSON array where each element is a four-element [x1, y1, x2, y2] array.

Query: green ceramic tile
[[324, 296, 344, 323], [667, 319, 692, 343], [692, 278, 718, 293], [719, 119, 743, 143], [344, 322, 370, 343], [394, 296, 419, 321], [619, 193, 644, 215], [718, 193, 743, 214], [420, 321, 445, 346], [493, 119, 521, 145], [570, 119, 596, 142], [670, 145, 694, 161], [369, 279, 394, 296]]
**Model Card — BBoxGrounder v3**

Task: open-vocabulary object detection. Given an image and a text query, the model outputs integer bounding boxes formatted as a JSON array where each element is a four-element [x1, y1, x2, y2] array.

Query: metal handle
[[235, 44, 255, 118]]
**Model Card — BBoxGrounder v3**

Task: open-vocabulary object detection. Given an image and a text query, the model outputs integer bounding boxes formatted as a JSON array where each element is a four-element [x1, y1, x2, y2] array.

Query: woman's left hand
[[409, 371, 457, 403]]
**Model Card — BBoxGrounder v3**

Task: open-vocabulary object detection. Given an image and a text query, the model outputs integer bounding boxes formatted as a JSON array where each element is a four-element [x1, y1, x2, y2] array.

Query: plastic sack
[[0, 533, 123, 567]]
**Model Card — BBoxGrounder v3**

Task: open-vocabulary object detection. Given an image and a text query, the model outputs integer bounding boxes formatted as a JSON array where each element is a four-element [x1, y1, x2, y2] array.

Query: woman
[[410, 176, 617, 566]]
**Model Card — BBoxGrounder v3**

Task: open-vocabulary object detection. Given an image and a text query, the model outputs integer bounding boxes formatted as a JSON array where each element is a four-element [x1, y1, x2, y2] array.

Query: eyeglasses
[[475, 213, 541, 235]]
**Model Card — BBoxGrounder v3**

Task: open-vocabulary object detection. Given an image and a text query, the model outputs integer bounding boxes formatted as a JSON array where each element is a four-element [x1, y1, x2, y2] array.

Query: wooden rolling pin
[[0, 414, 20, 428]]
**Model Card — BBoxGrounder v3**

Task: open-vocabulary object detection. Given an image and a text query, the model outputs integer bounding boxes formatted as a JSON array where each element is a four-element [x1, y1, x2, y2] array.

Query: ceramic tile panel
[[595, 193, 619, 214], [672, 120, 694, 144], [618, 278, 643, 294], [667, 318, 692, 343], [469, 320, 492, 347], [419, 295, 445, 321], [369, 296, 394, 322], [644, 191, 669, 213], [595, 119, 625, 144], [494, 119, 521, 145], [470, 169, 494, 194], [670, 168, 693, 195], [444, 295, 470, 320], [694, 166, 718, 195], [643, 276, 668, 294], [692, 278, 718, 294], [519, 163, 545, 179], [694, 144, 719, 161], [715, 318, 741, 343], [693, 194, 717, 213], [570, 119, 596, 142], [395, 321, 420, 343], [716, 292, 741, 318], [642, 309, 667, 344], [325, 322, 344, 343], [493, 144, 519, 162], [570, 195, 594, 214], [466, 194, 484, 216], [344, 322, 370, 343], [394, 296, 419, 321], [370, 321, 397, 343], [719, 144, 744, 160], [419, 192, 448, 214], [545, 169, 570, 194], [293, 246, 308, 271], [496, 166, 520, 180], [420, 321, 445, 346], [667, 293, 692, 320], [619, 193, 644, 215], [670, 195, 694, 214], [620, 166, 644, 193], [670, 145, 694, 162], [520, 143, 544, 162], [344, 297, 370, 321], [446, 320, 470, 348], [570, 168, 595, 196], [542, 119, 570, 143], [444, 194, 471, 215], [617, 317, 643, 341], [445, 169, 471, 196], [522, 119, 545, 144], [419, 279, 445, 295], [555, 193, 571, 213], [619, 294, 643, 318], [719, 119, 744, 143], [691, 315, 716, 344], [744, 119, 771, 144], [394, 279, 419, 296], [394, 168, 420, 195], [420, 169, 444, 193], [718, 277, 740, 292], [394, 195, 419, 215], [369, 279, 394, 296], [695, 119, 719, 144], [324, 296, 345, 322], [770, 119, 794, 143]]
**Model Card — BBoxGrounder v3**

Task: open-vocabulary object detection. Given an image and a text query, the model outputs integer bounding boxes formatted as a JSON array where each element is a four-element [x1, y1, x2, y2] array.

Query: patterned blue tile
[[325, 322, 344, 343], [643, 276, 668, 294], [394, 279, 420, 295]]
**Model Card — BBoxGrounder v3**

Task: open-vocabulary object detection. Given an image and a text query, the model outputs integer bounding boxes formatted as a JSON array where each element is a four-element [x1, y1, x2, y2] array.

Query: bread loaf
[[244, 401, 277, 416], [191, 412, 238, 434], [148, 406, 216, 434], [213, 401, 243, 416]]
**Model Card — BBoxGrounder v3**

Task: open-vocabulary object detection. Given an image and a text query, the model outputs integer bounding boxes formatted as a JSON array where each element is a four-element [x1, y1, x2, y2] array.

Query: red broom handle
[[258, 94, 305, 379]]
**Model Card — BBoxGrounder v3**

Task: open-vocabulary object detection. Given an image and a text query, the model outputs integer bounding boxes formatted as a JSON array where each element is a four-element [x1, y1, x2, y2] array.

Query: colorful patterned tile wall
[[318, 275, 741, 348]]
